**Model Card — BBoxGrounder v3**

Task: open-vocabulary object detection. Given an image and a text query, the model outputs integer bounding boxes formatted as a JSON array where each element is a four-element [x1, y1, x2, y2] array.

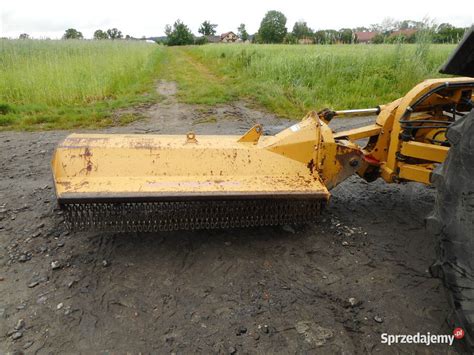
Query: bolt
[[349, 158, 359, 167]]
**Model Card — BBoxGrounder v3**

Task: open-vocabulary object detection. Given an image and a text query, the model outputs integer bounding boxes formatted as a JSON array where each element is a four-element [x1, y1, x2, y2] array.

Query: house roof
[[221, 31, 237, 39], [355, 31, 378, 42], [390, 29, 418, 37]]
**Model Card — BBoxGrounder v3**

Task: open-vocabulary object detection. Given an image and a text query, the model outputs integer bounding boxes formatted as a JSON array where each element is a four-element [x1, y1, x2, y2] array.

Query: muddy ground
[[0, 82, 458, 354]]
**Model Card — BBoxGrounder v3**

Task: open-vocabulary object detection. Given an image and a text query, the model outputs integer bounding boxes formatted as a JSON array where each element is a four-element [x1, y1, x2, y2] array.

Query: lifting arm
[[321, 78, 474, 185]]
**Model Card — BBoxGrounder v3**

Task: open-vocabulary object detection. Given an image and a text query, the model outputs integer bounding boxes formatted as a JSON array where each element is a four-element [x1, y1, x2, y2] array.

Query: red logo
[[453, 327, 465, 340]]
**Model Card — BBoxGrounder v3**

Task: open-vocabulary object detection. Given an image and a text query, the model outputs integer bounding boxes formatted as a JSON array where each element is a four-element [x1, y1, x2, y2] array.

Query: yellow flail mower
[[51, 30, 474, 234]]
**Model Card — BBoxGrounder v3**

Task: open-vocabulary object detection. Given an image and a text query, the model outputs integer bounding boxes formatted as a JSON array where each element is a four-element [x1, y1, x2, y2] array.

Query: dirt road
[[0, 82, 456, 353]]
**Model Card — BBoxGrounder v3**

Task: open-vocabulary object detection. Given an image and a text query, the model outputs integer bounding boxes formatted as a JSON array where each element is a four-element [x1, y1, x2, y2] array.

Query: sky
[[1, 0, 473, 39]]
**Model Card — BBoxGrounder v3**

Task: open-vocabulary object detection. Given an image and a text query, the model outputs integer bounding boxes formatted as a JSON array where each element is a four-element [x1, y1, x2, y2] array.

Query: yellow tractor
[[51, 29, 474, 348]]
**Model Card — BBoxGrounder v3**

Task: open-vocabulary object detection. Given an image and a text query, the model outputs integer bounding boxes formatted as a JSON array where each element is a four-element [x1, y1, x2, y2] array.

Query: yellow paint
[[398, 164, 433, 184], [367, 77, 474, 183], [52, 129, 330, 200], [334, 124, 381, 140], [400, 141, 448, 163]]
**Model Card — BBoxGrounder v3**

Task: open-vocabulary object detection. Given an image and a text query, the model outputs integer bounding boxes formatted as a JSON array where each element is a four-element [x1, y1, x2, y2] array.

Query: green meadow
[[0, 40, 455, 130]]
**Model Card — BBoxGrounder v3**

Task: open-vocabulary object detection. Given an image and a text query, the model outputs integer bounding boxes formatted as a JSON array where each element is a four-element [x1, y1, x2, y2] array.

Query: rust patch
[[307, 159, 315, 174], [57, 181, 72, 189], [80, 147, 93, 158], [77, 181, 90, 188], [79, 147, 95, 175]]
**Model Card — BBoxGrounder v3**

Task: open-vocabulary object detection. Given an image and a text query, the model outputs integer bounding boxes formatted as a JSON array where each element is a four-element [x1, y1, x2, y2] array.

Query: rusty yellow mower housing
[[52, 77, 474, 232], [52, 112, 362, 232]]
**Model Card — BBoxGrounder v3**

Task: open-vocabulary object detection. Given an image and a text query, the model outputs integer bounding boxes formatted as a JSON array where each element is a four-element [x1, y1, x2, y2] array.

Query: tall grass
[[0, 40, 161, 129], [186, 43, 455, 115], [0, 40, 457, 129]]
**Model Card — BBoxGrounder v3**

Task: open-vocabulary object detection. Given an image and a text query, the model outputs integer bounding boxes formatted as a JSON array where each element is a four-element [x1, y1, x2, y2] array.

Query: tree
[[63, 28, 83, 40], [194, 37, 208, 45], [257, 10, 287, 43], [434, 23, 466, 43], [369, 24, 383, 33], [165, 20, 194, 46], [379, 17, 397, 33], [292, 21, 313, 40], [251, 33, 259, 43], [353, 26, 369, 32], [338, 28, 354, 44], [93, 30, 109, 40], [198, 21, 217, 36], [237, 24, 249, 42], [313, 29, 338, 44], [314, 30, 327, 44], [283, 33, 297, 44], [372, 33, 386, 44], [107, 28, 123, 40], [19, 33, 30, 40], [397, 20, 424, 30]]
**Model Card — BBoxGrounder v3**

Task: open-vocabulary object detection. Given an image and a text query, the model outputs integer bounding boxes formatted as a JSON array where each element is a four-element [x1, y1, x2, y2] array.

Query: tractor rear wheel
[[428, 109, 474, 350]]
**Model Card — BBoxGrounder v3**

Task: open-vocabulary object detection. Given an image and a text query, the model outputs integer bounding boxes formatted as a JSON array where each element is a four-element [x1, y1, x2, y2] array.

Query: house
[[355, 31, 378, 44], [220, 31, 239, 43]]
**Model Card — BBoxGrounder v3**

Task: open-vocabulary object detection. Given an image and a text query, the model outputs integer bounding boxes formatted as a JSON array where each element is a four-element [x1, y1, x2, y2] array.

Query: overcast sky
[[1, 0, 472, 39]]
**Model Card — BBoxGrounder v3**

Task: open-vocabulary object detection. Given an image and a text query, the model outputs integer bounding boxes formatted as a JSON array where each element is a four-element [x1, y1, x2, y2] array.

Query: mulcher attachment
[[52, 115, 339, 232]]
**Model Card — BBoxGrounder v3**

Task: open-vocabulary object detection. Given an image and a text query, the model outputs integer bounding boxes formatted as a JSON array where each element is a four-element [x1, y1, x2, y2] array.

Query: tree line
[[160, 12, 470, 45], [16, 11, 469, 45], [18, 28, 132, 40]]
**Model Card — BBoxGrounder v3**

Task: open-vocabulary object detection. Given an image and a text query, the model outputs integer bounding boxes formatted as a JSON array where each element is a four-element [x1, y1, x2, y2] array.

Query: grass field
[[0, 40, 456, 130], [170, 43, 455, 118], [0, 40, 163, 129]]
